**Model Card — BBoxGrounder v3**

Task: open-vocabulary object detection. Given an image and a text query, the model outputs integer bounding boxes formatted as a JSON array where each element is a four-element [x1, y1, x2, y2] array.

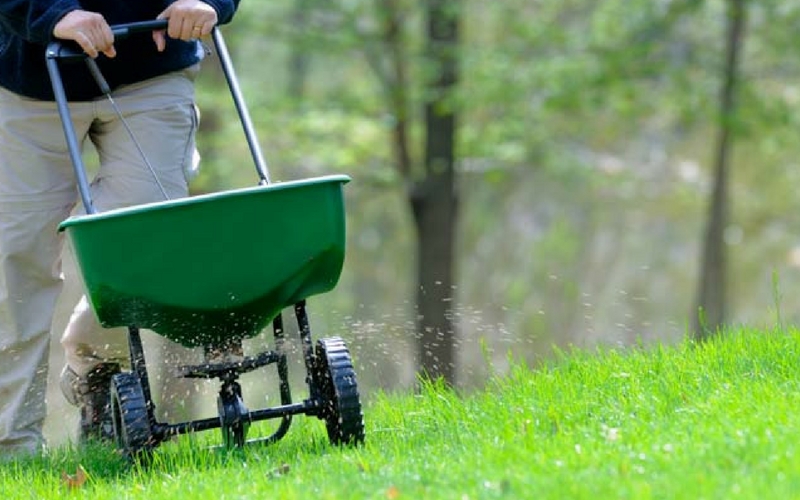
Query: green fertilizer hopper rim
[[59, 175, 350, 348], [59, 175, 350, 229]]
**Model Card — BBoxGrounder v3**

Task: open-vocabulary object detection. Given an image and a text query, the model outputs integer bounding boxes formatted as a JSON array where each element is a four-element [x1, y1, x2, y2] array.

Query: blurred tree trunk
[[412, 0, 460, 384], [370, 0, 460, 385], [288, 0, 313, 98], [692, 0, 747, 340]]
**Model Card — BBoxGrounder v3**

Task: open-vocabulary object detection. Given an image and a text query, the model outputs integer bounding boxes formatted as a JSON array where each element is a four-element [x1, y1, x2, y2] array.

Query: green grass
[[3, 327, 800, 499]]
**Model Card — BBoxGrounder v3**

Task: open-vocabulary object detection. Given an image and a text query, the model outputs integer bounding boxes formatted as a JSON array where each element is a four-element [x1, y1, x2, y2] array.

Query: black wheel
[[314, 337, 365, 446], [110, 372, 153, 459]]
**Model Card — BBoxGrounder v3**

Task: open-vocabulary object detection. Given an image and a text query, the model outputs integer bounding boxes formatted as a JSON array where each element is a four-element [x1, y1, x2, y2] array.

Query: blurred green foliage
[[188, 0, 800, 389]]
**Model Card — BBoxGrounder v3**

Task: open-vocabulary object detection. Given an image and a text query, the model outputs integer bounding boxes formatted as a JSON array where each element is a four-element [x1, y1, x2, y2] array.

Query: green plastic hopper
[[59, 175, 349, 348]]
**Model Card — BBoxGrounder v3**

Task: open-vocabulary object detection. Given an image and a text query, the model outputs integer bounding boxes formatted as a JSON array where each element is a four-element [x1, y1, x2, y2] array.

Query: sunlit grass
[[2, 327, 799, 499]]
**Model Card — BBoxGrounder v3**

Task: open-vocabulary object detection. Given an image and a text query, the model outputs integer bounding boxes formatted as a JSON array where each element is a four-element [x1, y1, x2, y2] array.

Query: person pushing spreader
[[46, 20, 364, 458]]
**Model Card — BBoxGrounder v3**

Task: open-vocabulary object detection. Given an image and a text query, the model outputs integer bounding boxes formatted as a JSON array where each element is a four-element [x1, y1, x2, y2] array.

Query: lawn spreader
[[45, 20, 364, 459]]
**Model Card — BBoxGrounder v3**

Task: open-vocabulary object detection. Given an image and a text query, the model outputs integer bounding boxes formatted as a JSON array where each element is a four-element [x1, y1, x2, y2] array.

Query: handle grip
[[46, 19, 170, 61], [111, 19, 169, 38]]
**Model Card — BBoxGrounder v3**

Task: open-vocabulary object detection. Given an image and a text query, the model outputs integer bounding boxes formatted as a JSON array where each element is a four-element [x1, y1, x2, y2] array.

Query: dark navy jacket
[[0, 1, 239, 101]]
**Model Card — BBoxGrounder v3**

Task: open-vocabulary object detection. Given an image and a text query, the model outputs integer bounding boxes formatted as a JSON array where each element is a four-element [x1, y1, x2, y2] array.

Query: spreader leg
[[258, 314, 292, 444], [273, 314, 292, 405], [294, 301, 319, 399], [128, 325, 158, 429]]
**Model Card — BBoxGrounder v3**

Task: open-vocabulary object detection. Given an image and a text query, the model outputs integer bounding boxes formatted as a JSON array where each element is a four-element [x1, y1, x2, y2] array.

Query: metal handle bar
[[45, 20, 170, 61], [111, 19, 170, 38], [210, 27, 270, 185], [45, 20, 270, 213]]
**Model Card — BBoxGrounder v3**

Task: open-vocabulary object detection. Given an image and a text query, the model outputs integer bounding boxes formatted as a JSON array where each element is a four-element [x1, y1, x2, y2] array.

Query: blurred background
[[44, 0, 800, 445]]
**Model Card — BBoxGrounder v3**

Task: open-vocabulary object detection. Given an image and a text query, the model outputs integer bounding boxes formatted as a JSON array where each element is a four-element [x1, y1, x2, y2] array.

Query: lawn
[[2, 327, 799, 499]]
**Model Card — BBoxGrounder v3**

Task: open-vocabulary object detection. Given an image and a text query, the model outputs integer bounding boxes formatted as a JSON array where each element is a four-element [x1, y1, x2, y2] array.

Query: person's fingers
[[53, 11, 116, 58], [75, 30, 98, 58], [166, 16, 185, 41], [194, 19, 214, 37], [156, 0, 218, 41], [154, 10, 169, 51], [98, 24, 115, 57], [89, 28, 114, 58], [102, 43, 117, 58], [152, 30, 167, 52], [178, 16, 195, 41], [174, 16, 207, 41]]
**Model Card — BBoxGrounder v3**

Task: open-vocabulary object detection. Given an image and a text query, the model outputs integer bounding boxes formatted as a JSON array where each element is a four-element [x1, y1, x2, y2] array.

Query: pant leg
[[0, 87, 92, 456], [61, 68, 200, 377]]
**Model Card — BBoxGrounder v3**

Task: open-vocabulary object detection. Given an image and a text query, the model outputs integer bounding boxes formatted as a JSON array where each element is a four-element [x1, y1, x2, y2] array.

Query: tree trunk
[[413, 0, 460, 384], [692, 0, 746, 340], [370, 0, 460, 384], [411, 173, 457, 384], [288, 0, 313, 99]]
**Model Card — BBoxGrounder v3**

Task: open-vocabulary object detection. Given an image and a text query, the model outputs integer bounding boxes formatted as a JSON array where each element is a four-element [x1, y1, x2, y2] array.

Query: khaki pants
[[0, 67, 199, 456]]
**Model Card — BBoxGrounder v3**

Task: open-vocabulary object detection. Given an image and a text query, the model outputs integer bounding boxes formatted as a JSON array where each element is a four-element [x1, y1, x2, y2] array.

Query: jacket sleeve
[[0, 0, 80, 43], [201, 0, 240, 25]]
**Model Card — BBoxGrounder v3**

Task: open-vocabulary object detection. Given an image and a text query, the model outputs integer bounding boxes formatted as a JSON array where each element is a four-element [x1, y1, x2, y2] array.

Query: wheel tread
[[110, 372, 154, 459], [315, 337, 365, 445]]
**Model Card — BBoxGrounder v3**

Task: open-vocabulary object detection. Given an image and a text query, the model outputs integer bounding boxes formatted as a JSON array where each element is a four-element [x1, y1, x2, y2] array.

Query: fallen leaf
[[61, 465, 88, 489]]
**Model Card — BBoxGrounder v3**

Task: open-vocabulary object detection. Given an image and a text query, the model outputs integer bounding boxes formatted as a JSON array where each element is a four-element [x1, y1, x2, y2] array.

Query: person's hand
[[153, 0, 218, 52], [53, 10, 116, 59]]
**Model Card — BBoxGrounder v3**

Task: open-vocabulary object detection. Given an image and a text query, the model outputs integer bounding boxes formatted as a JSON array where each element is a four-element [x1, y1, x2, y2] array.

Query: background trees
[[184, 0, 800, 384]]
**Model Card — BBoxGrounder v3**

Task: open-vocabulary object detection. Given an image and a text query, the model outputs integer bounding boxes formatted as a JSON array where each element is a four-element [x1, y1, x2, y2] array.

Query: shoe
[[60, 363, 121, 443]]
